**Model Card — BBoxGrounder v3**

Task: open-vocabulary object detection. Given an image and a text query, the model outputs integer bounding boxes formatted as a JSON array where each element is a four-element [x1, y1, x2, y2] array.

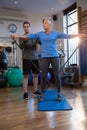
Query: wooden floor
[[0, 84, 87, 130]]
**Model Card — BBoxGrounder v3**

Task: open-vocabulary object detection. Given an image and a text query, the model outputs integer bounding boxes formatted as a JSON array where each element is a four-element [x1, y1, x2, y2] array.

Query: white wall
[[0, 8, 47, 35], [52, 12, 64, 51], [77, 0, 87, 11]]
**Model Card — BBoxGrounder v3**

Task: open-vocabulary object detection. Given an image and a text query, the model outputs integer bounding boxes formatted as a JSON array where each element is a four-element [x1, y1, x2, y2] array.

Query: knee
[[33, 73, 38, 78], [24, 74, 29, 79]]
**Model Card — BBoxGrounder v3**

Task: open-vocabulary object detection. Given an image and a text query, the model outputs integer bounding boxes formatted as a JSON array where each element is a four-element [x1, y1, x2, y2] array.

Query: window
[[63, 3, 79, 66]]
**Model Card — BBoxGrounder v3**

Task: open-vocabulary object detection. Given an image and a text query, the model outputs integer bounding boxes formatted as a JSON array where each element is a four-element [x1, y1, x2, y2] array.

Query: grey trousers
[[40, 57, 61, 94]]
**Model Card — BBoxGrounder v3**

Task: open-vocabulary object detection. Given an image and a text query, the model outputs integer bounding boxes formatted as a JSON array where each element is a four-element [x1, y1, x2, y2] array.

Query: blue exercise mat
[[38, 90, 73, 111]]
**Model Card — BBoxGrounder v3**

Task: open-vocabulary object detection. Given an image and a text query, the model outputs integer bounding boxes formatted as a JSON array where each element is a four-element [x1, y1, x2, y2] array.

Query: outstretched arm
[[11, 34, 27, 39], [71, 33, 87, 38], [11, 33, 39, 39], [58, 32, 87, 39]]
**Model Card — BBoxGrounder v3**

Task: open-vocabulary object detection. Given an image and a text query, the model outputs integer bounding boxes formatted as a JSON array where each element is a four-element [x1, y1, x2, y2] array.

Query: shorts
[[23, 59, 40, 75]]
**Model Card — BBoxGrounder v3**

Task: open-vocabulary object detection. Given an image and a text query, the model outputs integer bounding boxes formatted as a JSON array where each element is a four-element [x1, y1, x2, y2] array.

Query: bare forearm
[[71, 34, 78, 38], [18, 35, 26, 38], [11, 34, 26, 39], [71, 34, 87, 38]]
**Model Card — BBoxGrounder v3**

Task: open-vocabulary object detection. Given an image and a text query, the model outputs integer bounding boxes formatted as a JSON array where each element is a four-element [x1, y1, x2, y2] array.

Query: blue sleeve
[[57, 32, 72, 39], [26, 33, 39, 39]]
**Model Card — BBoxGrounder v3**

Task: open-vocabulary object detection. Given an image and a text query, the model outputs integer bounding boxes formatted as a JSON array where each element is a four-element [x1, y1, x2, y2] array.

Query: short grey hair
[[42, 17, 53, 25]]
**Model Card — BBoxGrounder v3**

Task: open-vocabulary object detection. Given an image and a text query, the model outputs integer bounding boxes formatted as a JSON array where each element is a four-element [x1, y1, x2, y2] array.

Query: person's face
[[23, 23, 30, 34], [43, 20, 51, 30]]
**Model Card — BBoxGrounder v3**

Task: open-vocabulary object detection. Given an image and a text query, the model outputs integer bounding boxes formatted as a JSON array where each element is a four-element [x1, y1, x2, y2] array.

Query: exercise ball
[[5, 68, 13, 78], [38, 72, 51, 84], [47, 72, 51, 82], [28, 70, 33, 85], [38, 72, 42, 85], [0, 74, 7, 88], [7, 68, 23, 87]]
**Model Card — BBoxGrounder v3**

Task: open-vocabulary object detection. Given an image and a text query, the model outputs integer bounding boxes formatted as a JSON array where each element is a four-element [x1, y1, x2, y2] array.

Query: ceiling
[[0, 0, 76, 15]]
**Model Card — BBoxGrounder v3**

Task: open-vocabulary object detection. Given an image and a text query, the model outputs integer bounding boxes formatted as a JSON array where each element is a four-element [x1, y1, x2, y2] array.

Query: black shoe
[[23, 93, 28, 100], [33, 90, 41, 95], [58, 93, 62, 101]]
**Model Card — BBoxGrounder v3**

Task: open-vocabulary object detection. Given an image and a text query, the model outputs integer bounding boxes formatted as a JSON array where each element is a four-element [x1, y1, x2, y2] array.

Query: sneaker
[[33, 90, 41, 95], [58, 93, 62, 101], [23, 93, 28, 100]]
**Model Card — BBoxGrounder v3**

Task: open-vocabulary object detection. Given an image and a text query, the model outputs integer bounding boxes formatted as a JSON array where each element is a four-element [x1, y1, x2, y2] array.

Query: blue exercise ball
[[38, 72, 42, 85], [38, 72, 51, 84], [47, 72, 51, 82], [38, 72, 42, 80], [7, 68, 23, 87], [28, 70, 33, 85]]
